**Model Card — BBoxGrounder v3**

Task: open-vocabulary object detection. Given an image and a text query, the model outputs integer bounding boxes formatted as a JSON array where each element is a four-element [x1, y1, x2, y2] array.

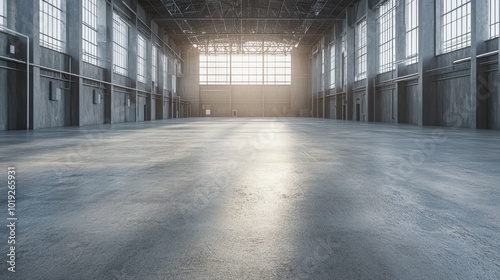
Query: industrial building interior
[[1, 0, 500, 279]]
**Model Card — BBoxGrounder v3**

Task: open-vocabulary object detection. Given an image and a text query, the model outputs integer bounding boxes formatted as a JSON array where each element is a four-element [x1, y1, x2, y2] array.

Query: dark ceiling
[[139, 0, 357, 48]]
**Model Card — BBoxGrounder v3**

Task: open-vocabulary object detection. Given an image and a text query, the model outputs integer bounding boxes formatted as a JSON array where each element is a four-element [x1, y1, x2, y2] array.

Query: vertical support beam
[[345, 17, 355, 120], [309, 56, 312, 117], [323, 39, 326, 119], [67, 0, 83, 126], [129, 16, 138, 122], [335, 22, 342, 120], [146, 34, 152, 121], [15, 0, 40, 129], [471, 0, 489, 129], [366, 1, 377, 122], [418, 0, 436, 126], [158, 31, 167, 119], [394, 0, 407, 124], [105, 0, 114, 123], [316, 52, 319, 118]]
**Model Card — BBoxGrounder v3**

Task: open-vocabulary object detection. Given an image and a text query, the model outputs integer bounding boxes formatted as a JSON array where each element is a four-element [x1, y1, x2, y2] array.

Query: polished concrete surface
[[0, 118, 499, 279]]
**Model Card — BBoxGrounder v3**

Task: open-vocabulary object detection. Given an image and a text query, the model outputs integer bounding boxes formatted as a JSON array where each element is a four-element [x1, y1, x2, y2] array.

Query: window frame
[[137, 34, 147, 83], [199, 51, 291, 86], [341, 33, 347, 88], [490, 0, 499, 39], [377, 0, 396, 73], [112, 12, 129, 76], [320, 48, 325, 91], [40, 0, 66, 53], [152, 46, 158, 83], [329, 43, 335, 90], [439, 0, 471, 54], [0, 0, 7, 26], [164, 55, 169, 90], [82, 0, 98, 65], [405, 0, 419, 65], [355, 20, 367, 81]]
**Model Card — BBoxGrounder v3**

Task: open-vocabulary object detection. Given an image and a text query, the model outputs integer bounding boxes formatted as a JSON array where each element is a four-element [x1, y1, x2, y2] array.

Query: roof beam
[[152, 17, 342, 21], [174, 33, 320, 36]]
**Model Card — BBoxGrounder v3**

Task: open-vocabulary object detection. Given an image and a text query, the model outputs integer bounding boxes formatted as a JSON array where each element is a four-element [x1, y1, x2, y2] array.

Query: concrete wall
[[310, 0, 500, 131], [178, 48, 200, 117], [179, 49, 309, 118], [0, 32, 9, 130], [0, 0, 182, 130], [291, 51, 310, 117], [199, 85, 292, 117], [399, 83, 420, 125]]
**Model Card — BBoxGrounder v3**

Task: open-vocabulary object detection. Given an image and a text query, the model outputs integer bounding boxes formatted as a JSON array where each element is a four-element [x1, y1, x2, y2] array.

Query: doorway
[[356, 103, 361, 121]]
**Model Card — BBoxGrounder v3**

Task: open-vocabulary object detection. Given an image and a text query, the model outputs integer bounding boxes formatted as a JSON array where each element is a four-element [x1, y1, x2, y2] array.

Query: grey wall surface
[[180, 49, 309, 118], [375, 87, 396, 123], [199, 85, 293, 118], [291, 51, 310, 117], [0, 0, 181, 130], [310, 0, 500, 131], [399, 83, 420, 125], [2, 0, 499, 130], [178, 48, 200, 117]]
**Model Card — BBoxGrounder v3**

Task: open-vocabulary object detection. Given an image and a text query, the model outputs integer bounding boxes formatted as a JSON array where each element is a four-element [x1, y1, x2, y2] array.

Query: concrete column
[[394, 0, 407, 124], [323, 38, 327, 119], [334, 22, 342, 119], [418, 0, 436, 126], [105, 0, 114, 123], [291, 50, 309, 117], [366, 1, 377, 122], [66, 0, 83, 126], [146, 38, 152, 121], [471, 0, 489, 129], [14, 0, 40, 129], [177, 47, 200, 117], [345, 17, 355, 120], [128, 17, 138, 122]]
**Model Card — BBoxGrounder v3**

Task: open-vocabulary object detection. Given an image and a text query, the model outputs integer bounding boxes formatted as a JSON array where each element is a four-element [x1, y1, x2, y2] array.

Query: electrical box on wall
[[126, 98, 131, 107], [49, 81, 61, 101], [93, 89, 101, 104], [8, 45, 16, 55]]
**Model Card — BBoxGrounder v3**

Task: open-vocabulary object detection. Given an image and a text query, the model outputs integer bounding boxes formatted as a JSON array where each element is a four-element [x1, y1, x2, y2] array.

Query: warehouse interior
[[1, 0, 500, 279]]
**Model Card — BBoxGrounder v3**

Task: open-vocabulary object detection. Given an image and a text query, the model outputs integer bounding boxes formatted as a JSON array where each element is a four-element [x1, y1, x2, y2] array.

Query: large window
[[378, 0, 395, 73], [82, 0, 98, 65], [199, 50, 291, 85], [330, 44, 335, 89], [341, 34, 347, 87], [355, 20, 367, 81], [137, 34, 147, 83], [40, 0, 66, 52], [113, 13, 128, 76], [321, 48, 325, 91], [152, 46, 157, 83], [232, 54, 262, 85], [264, 54, 291, 85], [491, 0, 499, 39], [199, 54, 230, 85], [406, 0, 419, 64], [164, 55, 169, 90], [440, 0, 471, 54], [0, 0, 6, 26]]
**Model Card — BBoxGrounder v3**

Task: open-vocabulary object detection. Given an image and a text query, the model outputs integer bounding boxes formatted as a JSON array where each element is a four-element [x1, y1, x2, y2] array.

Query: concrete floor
[[0, 118, 499, 279]]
